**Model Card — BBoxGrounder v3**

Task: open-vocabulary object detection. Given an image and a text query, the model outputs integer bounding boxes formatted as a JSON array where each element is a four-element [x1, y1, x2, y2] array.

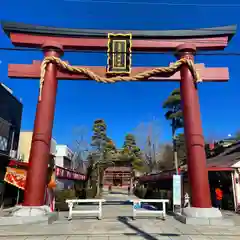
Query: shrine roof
[[106, 167, 132, 172], [2, 21, 237, 41], [206, 141, 240, 168]]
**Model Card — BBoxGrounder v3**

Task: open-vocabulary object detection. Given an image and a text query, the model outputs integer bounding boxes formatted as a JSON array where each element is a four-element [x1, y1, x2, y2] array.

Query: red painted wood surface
[[8, 62, 229, 82], [10, 33, 229, 51], [9, 159, 28, 168], [207, 167, 232, 171], [178, 45, 212, 208], [23, 46, 61, 206]]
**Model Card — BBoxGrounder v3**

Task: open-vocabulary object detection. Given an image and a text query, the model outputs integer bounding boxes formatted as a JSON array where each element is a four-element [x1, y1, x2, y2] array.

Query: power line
[[1, 47, 240, 56], [65, 0, 240, 7]]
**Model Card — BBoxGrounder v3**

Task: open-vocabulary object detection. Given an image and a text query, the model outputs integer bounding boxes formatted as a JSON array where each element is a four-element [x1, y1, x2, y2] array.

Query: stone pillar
[[23, 42, 63, 206], [175, 44, 212, 208]]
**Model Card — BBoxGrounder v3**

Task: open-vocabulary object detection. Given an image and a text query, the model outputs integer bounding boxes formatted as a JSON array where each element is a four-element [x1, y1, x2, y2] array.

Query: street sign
[[173, 174, 181, 206]]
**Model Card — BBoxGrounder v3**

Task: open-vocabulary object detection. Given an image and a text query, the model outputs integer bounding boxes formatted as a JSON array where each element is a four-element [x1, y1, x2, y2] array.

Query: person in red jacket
[[215, 187, 223, 210]]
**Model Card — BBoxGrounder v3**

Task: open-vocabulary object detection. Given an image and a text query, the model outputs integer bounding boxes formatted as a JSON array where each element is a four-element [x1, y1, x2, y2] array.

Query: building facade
[[0, 83, 23, 206], [0, 83, 23, 159], [18, 131, 56, 162], [55, 145, 74, 169], [104, 167, 132, 188]]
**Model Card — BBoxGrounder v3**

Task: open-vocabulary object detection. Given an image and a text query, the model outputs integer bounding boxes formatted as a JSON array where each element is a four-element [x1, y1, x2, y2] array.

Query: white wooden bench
[[66, 199, 106, 220], [130, 199, 169, 220]]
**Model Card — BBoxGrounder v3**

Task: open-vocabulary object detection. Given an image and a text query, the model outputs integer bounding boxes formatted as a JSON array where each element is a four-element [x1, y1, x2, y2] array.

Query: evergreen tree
[[86, 119, 116, 197], [121, 133, 144, 171], [163, 88, 185, 172], [233, 130, 240, 141], [91, 119, 108, 151], [91, 119, 116, 155], [175, 133, 186, 166], [163, 88, 183, 132]]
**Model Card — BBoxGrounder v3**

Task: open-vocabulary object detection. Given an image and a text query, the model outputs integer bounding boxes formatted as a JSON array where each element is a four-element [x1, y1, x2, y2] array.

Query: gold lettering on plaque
[[107, 33, 132, 75]]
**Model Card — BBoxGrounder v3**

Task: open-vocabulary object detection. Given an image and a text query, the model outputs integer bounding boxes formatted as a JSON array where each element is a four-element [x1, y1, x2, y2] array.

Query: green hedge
[[134, 186, 147, 199], [55, 189, 76, 211], [54, 181, 100, 211], [55, 189, 76, 202], [86, 182, 97, 198], [75, 189, 86, 199]]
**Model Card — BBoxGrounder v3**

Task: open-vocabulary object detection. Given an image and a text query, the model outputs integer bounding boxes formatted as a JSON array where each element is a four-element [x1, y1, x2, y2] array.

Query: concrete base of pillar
[[182, 207, 222, 218], [0, 205, 58, 226], [174, 207, 235, 226]]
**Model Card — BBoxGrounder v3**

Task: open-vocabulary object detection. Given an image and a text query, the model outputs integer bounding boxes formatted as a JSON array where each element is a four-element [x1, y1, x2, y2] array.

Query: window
[[0, 136, 8, 151], [63, 157, 72, 169], [0, 117, 11, 152]]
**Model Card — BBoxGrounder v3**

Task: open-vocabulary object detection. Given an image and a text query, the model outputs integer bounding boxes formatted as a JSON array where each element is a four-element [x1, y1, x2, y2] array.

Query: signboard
[[4, 167, 26, 190], [173, 174, 181, 206], [4, 167, 56, 190], [55, 166, 86, 181], [133, 200, 141, 209], [107, 33, 132, 75]]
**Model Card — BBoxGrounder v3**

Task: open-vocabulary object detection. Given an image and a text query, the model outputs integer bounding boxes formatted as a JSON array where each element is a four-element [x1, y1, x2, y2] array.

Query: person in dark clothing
[[108, 185, 112, 193], [128, 186, 130, 195]]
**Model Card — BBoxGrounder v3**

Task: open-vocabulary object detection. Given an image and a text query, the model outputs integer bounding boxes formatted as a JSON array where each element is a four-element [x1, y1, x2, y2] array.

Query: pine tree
[[121, 133, 144, 171], [91, 119, 108, 151], [91, 119, 116, 155], [175, 133, 186, 166], [163, 88, 184, 172], [86, 119, 116, 197]]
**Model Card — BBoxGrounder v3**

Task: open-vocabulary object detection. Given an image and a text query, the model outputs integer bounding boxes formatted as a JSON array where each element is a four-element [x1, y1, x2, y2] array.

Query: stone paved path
[[0, 189, 240, 239], [0, 216, 240, 239]]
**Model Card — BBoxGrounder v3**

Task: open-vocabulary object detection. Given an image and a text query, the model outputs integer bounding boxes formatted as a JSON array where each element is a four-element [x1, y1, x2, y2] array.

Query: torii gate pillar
[[23, 42, 63, 207], [175, 44, 222, 219]]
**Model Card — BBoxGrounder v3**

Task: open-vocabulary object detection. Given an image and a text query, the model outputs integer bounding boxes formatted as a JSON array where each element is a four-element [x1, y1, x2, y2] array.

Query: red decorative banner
[[55, 166, 86, 181]]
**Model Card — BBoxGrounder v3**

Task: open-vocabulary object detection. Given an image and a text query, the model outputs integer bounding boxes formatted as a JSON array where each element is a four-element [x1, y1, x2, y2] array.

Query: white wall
[[55, 156, 64, 168], [56, 145, 73, 159], [50, 138, 57, 156], [232, 169, 240, 212]]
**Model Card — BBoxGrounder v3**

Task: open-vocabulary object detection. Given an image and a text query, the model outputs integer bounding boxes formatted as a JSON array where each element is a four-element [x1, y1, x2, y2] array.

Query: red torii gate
[[2, 21, 236, 217]]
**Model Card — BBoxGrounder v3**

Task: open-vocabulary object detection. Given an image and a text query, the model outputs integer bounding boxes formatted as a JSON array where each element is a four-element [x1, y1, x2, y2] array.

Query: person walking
[[108, 184, 112, 193], [128, 185, 130, 195], [184, 192, 190, 208]]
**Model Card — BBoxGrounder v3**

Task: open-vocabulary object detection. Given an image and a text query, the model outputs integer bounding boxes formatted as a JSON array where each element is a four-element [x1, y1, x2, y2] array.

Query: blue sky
[[0, 0, 240, 148]]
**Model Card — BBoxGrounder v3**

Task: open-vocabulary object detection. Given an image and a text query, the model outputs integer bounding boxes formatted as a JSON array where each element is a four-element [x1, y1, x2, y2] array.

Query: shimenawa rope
[[39, 56, 201, 101]]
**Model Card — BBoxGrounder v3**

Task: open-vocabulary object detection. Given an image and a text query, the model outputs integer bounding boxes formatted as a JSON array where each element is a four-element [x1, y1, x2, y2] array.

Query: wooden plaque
[[107, 33, 132, 75]]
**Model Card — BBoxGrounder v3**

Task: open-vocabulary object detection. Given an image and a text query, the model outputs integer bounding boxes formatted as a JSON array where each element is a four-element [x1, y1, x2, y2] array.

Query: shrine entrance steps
[[102, 187, 138, 203]]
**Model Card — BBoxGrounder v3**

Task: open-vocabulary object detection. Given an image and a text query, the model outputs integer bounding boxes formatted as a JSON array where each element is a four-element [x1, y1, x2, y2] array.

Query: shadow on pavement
[[109, 191, 129, 195], [103, 201, 132, 205], [118, 216, 180, 240]]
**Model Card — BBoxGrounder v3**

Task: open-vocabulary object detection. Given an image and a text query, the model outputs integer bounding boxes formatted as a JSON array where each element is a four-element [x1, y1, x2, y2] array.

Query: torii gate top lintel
[[2, 21, 236, 82], [2, 21, 237, 51]]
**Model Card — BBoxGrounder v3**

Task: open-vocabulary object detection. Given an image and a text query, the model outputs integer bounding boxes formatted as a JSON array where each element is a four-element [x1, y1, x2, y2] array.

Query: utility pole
[[152, 142, 156, 167]]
